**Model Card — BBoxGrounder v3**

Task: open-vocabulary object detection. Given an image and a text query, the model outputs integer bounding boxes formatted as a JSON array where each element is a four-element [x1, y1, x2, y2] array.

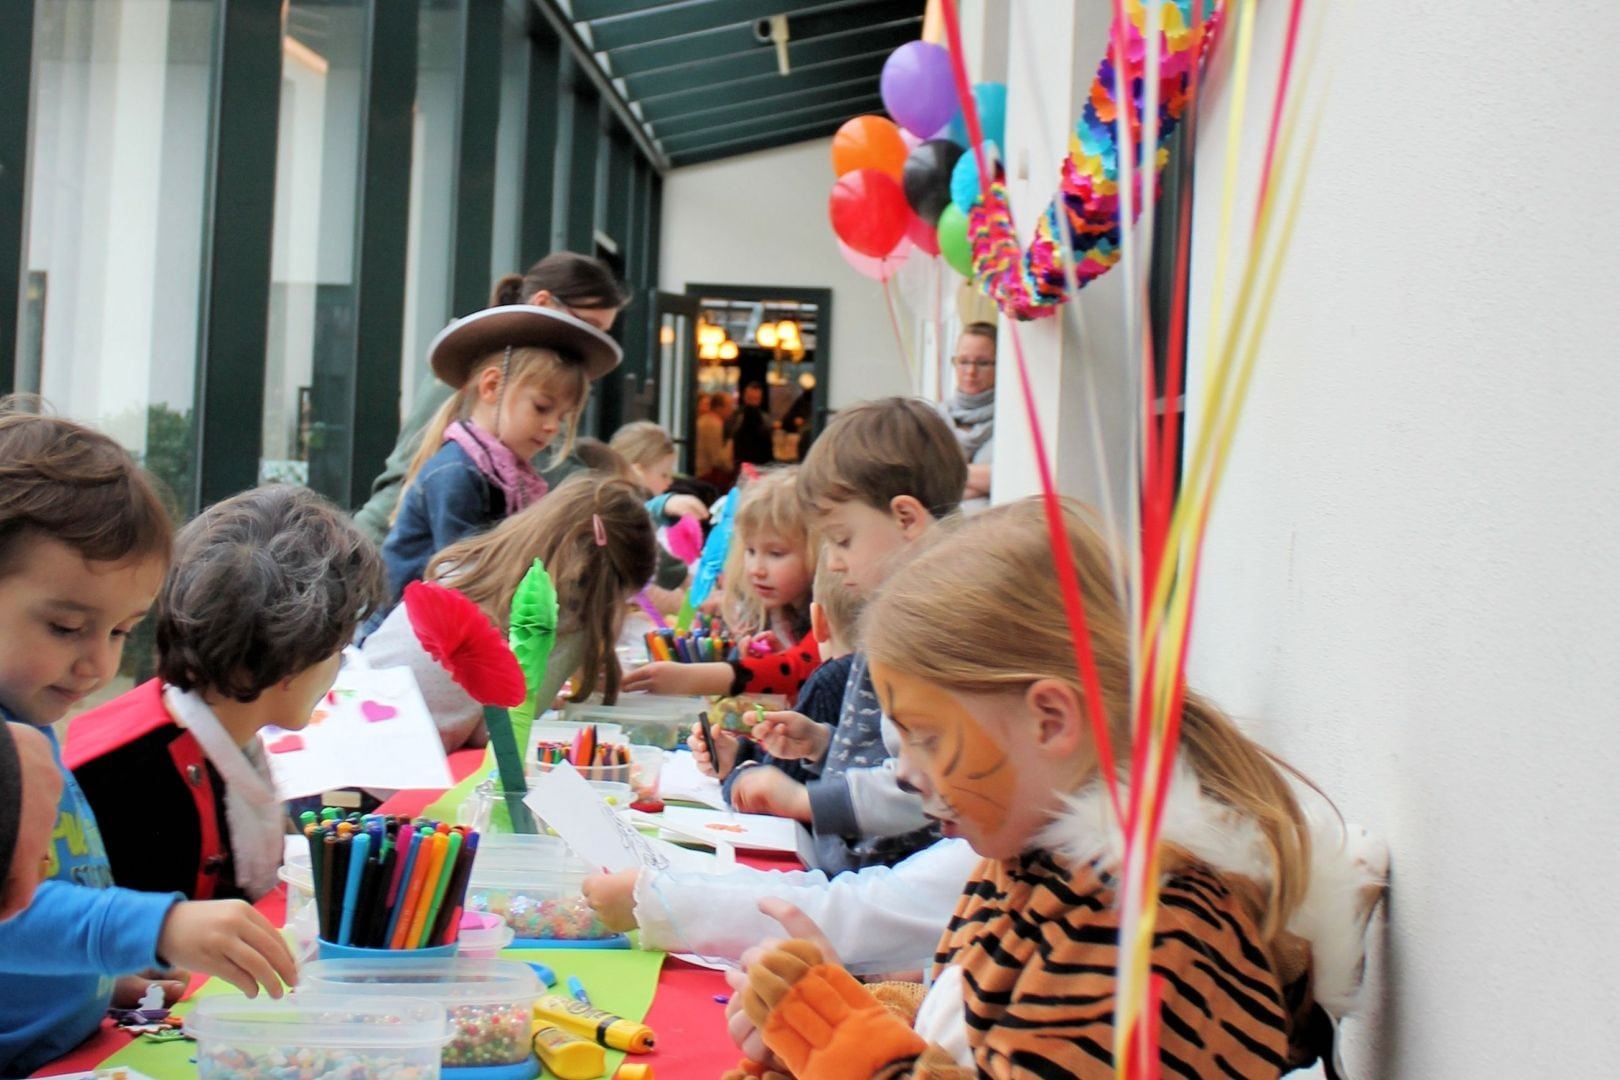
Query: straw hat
[[428, 305, 623, 387]]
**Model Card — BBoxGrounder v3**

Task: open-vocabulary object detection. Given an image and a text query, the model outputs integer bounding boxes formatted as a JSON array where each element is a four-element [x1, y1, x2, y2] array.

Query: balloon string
[[881, 274, 914, 389]]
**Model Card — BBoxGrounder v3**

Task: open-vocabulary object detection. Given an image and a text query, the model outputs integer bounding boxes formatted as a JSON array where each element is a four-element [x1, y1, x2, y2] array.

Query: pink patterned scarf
[[443, 420, 548, 513]]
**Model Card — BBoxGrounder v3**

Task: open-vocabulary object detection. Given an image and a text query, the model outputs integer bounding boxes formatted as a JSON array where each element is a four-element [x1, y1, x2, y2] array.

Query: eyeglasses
[[951, 357, 996, 371]]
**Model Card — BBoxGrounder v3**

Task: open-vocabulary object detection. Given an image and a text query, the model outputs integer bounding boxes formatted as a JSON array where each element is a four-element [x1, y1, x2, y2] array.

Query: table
[[32, 748, 791, 1078]]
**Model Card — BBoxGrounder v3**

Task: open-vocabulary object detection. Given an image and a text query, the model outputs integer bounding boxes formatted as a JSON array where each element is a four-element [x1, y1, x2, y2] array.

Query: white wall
[[658, 137, 912, 409], [1181, 2, 1620, 1076]]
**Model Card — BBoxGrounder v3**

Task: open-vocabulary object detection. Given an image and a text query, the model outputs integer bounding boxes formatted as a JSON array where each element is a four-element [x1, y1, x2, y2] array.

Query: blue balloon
[[946, 82, 1007, 151], [950, 143, 999, 213]]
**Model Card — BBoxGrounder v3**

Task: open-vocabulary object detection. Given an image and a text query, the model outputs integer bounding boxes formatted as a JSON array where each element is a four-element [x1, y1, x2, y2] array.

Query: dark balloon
[[902, 139, 966, 227]]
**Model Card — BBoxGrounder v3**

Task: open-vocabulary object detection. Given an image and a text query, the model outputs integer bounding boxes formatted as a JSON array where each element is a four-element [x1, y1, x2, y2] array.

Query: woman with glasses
[[354, 252, 632, 543], [941, 321, 998, 513]]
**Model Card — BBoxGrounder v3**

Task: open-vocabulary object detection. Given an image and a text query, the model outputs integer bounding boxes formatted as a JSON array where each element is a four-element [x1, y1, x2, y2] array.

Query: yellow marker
[[531, 1024, 604, 1080], [614, 1065, 654, 1080], [533, 993, 656, 1053]]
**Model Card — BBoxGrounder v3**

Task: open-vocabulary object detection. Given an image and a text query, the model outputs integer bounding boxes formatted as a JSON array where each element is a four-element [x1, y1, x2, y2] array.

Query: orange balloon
[[831, 115, 908, 180]]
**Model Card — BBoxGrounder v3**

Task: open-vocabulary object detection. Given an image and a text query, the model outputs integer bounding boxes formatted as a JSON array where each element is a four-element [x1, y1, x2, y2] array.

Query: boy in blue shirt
[[0, 408, 296, 1075]]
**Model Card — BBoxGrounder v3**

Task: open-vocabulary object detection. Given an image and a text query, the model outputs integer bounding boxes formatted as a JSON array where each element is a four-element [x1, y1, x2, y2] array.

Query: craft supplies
[[455, 911, 516, 959], [465, 834, 628, 946], [302, 958, 542, 1072], [566, 975, 592, 1006], [627, 744, 664, 808], [613, 1065, 655, 1080], [302, 811, 480, 951], [534, 725, 633, 783], [531, 1024, 605, 1080], [560, 701, 703, 752], [643, 619, 739, 664], [532, 993, 656, 1053], [184, 995, 448, 1080]]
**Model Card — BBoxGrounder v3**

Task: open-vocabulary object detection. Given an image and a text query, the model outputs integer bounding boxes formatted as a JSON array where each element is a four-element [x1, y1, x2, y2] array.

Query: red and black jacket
[[64, 679, 245, 901], [727, 629, 823, 698]]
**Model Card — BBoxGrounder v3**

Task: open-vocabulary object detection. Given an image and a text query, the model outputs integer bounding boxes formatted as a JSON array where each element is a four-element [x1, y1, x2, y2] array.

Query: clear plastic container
[[186, 993, 448, 1079], [628, 744, 664, 803], [561, 700, 701, 750], [526, 720, 625, 766], [455, 911, 516, 959], [302, 958, 539, 1071], [278, 853, 318, 962], [465, 833, 624, 945], [532, 757, 633, 786]]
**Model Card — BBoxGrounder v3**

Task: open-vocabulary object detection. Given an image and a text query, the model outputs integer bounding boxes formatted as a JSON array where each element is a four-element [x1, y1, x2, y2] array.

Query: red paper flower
[[402, 581, 526, 707]]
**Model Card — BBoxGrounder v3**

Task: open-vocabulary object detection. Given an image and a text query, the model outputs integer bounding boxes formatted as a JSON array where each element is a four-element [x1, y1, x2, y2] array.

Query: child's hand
[[729, 767, 811, 822], [753, 711, 830, 762], [663, 494, 711, 522], [622, 661, 727, 697], [113, 968, 190, 1009], [157, 900, 297, 999], [687, 722, 740, 779], [581, 869, 641, 933]]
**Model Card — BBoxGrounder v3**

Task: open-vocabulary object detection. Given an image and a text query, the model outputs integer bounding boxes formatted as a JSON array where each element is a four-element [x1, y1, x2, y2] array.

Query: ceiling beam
[[658, 94, 880, 152], [636, 52, 886, 120], [623, 19, 916, 100], [585, 0, 871, 54], [527, 0, 668, 171], [652, 90, 879, 138], [605, 0, 922, 78], [671, 124, 846, 168]]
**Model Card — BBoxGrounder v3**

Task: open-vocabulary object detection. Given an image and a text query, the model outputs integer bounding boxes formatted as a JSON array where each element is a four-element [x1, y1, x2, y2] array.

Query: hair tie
[[592, 513, 607, 547]]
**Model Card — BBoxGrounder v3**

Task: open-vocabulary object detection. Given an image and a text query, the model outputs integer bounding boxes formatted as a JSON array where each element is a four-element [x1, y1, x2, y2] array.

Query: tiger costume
[[730, 769, 1385, 1080]]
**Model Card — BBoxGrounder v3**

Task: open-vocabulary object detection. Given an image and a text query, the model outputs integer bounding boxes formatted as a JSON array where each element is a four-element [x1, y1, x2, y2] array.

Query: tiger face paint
[[873, 661, 1064, 861]]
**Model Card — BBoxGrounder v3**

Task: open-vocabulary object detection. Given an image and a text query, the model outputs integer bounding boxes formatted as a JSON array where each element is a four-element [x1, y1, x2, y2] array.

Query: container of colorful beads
[[464, 834, 629, 948], [185, 994, 449, 1079], [301, 958, 542, 1079]]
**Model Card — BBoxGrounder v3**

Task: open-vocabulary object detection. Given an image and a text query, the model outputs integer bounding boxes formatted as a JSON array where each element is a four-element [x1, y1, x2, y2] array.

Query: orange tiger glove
[[740, 940, 927, 1079]]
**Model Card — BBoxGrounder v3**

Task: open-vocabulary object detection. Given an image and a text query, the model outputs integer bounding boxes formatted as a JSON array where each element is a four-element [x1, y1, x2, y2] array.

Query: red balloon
[[828, 169, 911, 258], [906, 212, 940, 256]]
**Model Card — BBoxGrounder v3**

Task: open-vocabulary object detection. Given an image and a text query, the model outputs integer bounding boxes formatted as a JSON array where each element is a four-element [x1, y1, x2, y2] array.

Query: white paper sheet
[[657, 749, 728, 809], [258, 659, 452, 798], [660, 805, 814, 860]]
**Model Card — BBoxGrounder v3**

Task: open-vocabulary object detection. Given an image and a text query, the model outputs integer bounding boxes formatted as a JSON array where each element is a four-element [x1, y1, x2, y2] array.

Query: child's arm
[[621, 660, 733, 696], [806, 762, 932, 845], [0, 883, 295, 997], [582, 838, 977, 976]]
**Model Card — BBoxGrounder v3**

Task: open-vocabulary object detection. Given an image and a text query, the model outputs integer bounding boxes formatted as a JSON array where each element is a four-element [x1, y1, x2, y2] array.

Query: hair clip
[[592, 513, 607, 547]]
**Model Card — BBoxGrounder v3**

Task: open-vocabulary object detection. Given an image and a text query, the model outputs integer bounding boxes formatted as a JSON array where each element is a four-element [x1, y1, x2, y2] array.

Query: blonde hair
[[424, 474, 655, 703], [572, 437, 637, 484], [398, 347, 588, 513], [863, 497, 1312, 941], [721, 467, 816, 635], [608, 421, 675, 469], [811, 549, 864, 646]]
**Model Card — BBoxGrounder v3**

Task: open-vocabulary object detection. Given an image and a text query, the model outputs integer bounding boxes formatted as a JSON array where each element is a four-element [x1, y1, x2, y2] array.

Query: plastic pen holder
[[317, 938, 459, 961]]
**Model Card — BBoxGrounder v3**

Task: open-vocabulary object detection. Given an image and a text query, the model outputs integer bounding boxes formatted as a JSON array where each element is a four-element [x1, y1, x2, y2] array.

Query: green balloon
[[937, 204, 973, 277]]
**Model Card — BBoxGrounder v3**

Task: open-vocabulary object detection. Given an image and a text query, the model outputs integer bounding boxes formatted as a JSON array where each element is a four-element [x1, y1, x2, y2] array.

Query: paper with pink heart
[[259, 661, 451, 798]]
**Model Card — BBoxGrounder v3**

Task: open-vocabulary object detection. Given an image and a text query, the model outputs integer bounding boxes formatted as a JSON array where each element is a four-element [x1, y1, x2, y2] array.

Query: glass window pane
[[399, 0, 462, 424], [262, 1, 367, 499], [491, 0, 529, 283], [22, 0, 215, 508]]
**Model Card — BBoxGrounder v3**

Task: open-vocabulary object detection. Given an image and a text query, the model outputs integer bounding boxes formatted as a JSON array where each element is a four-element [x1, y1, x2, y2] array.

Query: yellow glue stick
[[614, 1065, 655, 1080], [531, 1024, 605, 1080], [533, 993, 657, 1053]]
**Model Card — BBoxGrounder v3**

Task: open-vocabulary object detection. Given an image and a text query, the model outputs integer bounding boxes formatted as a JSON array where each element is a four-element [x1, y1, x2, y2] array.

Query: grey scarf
[[943, 387, 995, 460]]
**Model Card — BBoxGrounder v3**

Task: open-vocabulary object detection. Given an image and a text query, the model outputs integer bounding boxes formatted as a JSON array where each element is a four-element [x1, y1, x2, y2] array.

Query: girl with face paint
[[725, 498, 1388, 1080]]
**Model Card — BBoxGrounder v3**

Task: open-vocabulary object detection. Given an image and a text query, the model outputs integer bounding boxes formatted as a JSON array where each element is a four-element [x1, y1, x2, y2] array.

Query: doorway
[[682, 284, 831, 492]]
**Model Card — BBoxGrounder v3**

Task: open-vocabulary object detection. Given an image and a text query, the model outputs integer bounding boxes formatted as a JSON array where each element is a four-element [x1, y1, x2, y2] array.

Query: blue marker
[[526, 961, 557, 987], [567, 975, 591, 1006], [336, 831, 370, 946]]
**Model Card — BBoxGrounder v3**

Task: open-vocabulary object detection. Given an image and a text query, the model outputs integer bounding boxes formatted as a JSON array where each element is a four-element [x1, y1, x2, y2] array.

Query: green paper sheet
[[96, 947, 667, 1077]]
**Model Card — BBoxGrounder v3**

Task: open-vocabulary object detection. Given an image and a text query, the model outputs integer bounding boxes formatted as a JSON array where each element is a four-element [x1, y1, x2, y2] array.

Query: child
[[622, 468, 821, 699], [712, 397, 967, 876], [690, 552, 862, 806], [727, 498, 1385, 1079], [0, 407, 296, 1076], [364, 473, 656, 751], [382, 304, 622, 603], [609, 420, 704, 593], [67, 485, 386, 902], [609, 420, 712, 525]]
